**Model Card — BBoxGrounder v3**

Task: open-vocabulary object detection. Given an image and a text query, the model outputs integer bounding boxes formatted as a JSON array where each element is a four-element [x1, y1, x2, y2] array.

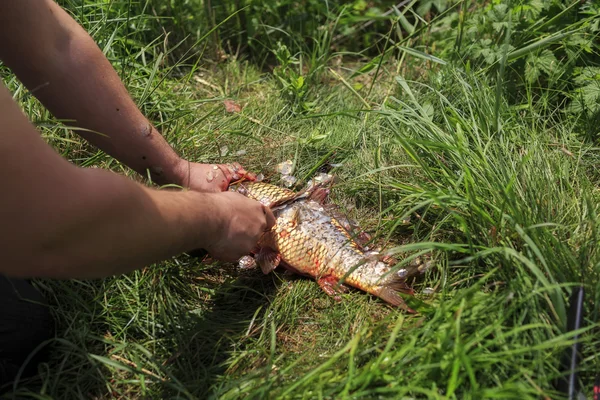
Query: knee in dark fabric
[[0, 277, 55, 386]]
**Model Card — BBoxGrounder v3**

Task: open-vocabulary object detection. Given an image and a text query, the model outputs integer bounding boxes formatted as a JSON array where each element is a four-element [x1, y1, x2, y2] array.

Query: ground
[[2, 1, 600, 399]]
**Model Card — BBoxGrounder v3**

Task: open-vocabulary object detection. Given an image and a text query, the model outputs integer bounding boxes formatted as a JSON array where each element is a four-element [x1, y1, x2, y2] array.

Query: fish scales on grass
[[231, 175, 419, 312]]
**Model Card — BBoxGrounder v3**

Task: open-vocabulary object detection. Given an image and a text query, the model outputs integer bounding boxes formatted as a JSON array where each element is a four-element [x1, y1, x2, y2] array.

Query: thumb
[[263, 205, 277, 230]]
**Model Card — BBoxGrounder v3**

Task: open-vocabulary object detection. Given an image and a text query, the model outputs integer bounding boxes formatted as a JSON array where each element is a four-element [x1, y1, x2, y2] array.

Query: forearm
[[0, 0, 185, 185], [0, 76, 218, 279], [2, 168, 220, 279]]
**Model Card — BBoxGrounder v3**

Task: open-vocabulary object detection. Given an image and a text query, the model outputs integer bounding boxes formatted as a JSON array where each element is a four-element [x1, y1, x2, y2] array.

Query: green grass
[[2, 1, 600, 399]]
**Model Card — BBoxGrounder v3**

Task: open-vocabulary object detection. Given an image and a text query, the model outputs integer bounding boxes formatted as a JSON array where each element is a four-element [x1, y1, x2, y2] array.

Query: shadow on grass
[[158, 271, 278, 399], [0, 279, 112, 399], [0, 266, 278, 400]]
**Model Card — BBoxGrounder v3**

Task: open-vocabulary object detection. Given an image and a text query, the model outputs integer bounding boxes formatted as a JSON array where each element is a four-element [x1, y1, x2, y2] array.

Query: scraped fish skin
[[270, 200, 395, 292], [233, 180, 412, 309]]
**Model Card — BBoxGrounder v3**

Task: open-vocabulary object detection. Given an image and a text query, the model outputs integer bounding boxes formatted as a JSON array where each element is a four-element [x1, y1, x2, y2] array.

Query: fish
[[230, 174, 418, 312]]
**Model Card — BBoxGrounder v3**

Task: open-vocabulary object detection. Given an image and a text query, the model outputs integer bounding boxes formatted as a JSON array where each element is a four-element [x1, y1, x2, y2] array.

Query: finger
[[243, 170, 257, 181], [216, 164, 233, 182], [220, 163, 243, 181], [263, 205, 277, 230], [230, 162, 258, 182]]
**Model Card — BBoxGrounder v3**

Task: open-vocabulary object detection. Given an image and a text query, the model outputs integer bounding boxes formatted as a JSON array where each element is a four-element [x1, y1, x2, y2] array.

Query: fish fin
[[255, 248, 280, 275], [383, 271, 416, 296], [317, 275, 348, 302], [268, 193, 298, 208], [378, 286, 416, 314], [381, 254, 398, 266], [337, 283, 351, 293], [309, 187, 330, 204]]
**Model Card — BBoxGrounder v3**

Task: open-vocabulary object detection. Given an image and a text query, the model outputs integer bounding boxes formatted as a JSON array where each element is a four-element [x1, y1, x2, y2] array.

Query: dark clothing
[[0, 277, 54, 388]]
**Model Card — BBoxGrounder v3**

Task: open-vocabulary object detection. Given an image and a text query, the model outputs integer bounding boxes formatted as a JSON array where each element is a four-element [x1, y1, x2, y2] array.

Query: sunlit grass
[[2, 1, 600, 399]]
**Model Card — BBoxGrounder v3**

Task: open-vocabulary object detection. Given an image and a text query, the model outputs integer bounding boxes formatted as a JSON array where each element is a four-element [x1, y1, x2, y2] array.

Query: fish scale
[[231, 179, 416, 311], [231, 180, 295, 206]]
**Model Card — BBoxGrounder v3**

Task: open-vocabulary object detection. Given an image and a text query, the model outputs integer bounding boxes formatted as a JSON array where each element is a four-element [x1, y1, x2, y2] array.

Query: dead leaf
[[224, 100, 242, 113], [560, 147, 573, 157]]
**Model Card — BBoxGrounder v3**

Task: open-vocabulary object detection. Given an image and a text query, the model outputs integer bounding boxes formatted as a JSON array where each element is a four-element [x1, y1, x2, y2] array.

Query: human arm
[[0, 0, 252, 192], [0, 82, 275, 279]]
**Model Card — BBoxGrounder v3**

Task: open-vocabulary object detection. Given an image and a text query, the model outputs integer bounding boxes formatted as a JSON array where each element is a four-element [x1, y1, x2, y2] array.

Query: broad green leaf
[[525, 49, 559, 83], [525, 54, 541, 83], [294, 75, 305, 91], [537, 49, 558, 75]]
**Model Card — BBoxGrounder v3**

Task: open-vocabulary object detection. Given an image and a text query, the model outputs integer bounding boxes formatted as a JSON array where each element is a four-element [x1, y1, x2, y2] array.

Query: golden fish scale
[[270, 202, 383, 293], [236, 181, 400, 303], [235, 182, 295, 206], [272, 225, 328, 277]]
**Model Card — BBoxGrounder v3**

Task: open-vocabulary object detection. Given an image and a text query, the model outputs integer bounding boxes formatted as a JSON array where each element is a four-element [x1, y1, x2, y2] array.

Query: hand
[[174, 160, 257, 193], [205, 191, 276, 262]]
